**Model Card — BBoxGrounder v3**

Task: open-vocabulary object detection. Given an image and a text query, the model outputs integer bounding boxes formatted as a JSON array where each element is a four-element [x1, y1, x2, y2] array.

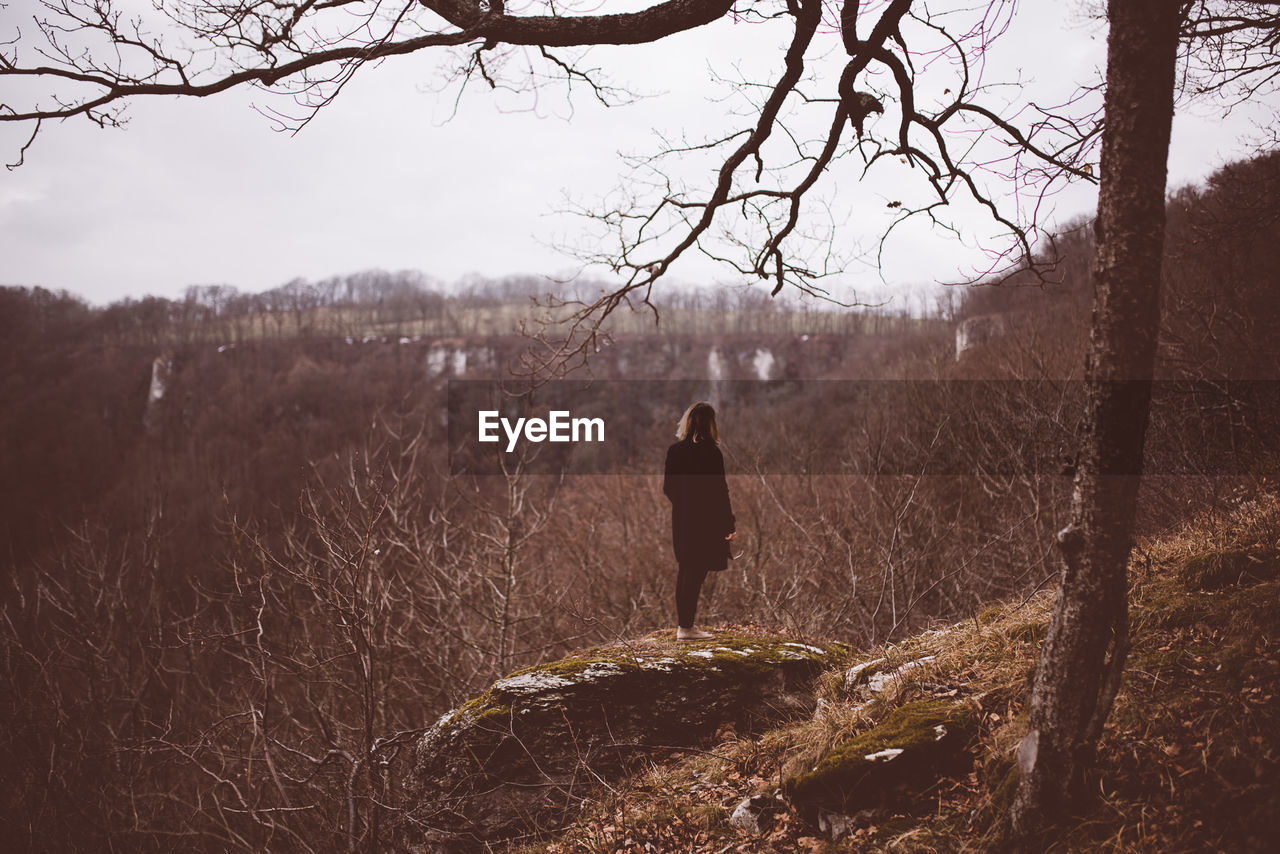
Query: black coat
[[663, 438, 735, 571]]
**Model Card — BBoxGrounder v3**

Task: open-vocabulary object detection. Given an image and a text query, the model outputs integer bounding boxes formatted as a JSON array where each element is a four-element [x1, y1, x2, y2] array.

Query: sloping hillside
[[512, 491, 1280, 853]]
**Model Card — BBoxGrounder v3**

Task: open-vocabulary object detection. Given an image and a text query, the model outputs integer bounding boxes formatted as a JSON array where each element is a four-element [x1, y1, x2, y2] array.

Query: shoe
[[677, 627, 714, 640]]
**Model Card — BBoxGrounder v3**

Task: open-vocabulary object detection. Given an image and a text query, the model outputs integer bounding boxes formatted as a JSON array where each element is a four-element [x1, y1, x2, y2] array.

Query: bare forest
[[3, 151, 1280, 851]]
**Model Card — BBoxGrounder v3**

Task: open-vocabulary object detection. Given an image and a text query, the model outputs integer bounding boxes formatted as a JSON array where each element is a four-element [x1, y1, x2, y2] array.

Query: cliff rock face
[[142, 353, 172, 435], [401, 631, 847, 852], [954, 314, 1007, 360]]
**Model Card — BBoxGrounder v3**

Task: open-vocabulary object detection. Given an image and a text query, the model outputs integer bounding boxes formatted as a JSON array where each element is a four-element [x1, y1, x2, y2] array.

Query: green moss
[[495, 634, 846, 688], [991, 764, 1019, 813], [447, 692, 497, 725], [1179, 549, 1279, 591], [438, 632, 846, 739], [784, 699, 978, 811], [684, 634, 851, 675], [467, 701, 514, 728], [593, 638, 824, 679], [504, 654, 639, 682]]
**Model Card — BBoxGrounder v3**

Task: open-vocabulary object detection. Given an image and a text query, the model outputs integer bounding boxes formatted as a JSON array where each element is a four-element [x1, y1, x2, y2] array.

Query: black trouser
[[676, 564, 709, 629]]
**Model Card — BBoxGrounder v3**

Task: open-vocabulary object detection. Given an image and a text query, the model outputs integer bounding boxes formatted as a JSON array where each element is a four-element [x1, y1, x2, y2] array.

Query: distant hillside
[[951, 150, 1280, 381], [63, 272, 943, 347]]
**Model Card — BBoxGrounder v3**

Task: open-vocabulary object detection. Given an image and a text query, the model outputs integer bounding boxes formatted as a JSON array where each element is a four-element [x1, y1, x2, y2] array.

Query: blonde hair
[[676, 401, 720, 444]]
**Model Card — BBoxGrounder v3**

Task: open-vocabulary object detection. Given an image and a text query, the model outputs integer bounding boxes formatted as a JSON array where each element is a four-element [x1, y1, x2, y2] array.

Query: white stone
[[864, 655, 936, 694], [864, 748, 904, 762], [578, 662, 627, 681], [492, 671, 576, 693], [783, 642, 825, 655], [818, 810, 855, 841], [845, 658, 886, 684], [729, 795, 773, 834]]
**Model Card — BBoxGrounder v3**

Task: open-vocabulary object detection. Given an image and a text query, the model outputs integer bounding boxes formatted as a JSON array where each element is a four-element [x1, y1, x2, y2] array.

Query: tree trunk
[[1004, 0, 1180, 844]]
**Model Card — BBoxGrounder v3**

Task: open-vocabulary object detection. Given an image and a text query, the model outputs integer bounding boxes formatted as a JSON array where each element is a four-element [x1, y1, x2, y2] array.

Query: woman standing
[[663, 402, 736, 640]]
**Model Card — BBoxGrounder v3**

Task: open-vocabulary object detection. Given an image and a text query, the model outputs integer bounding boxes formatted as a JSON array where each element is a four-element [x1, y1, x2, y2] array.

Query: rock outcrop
[[783, 698, 977, 817], [143, 353, 172, 435], [729, 793, 782, 835], [401, 631, 846, 852], [954, 314, 1006, 360], [843, 654, 938, 698]]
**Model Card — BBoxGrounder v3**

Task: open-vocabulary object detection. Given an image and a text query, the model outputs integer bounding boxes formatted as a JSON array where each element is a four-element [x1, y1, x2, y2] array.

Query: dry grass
[[518, 490, 1280, 853]]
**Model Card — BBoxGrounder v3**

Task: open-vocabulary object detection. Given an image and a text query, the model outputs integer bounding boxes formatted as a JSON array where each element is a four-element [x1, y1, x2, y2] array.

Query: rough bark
[[420, 0, 737, 46], [1004, 0, 1181, 844]]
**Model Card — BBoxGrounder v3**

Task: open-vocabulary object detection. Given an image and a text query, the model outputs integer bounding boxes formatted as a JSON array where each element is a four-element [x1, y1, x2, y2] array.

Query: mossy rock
[[784, 698, 978, 815], [1179, 549, 1279, 591], [402, 630, 846, 852]]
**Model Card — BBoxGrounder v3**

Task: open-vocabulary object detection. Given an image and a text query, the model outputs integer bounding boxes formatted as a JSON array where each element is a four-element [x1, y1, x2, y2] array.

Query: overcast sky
[[1, 1, 1276, 309]]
